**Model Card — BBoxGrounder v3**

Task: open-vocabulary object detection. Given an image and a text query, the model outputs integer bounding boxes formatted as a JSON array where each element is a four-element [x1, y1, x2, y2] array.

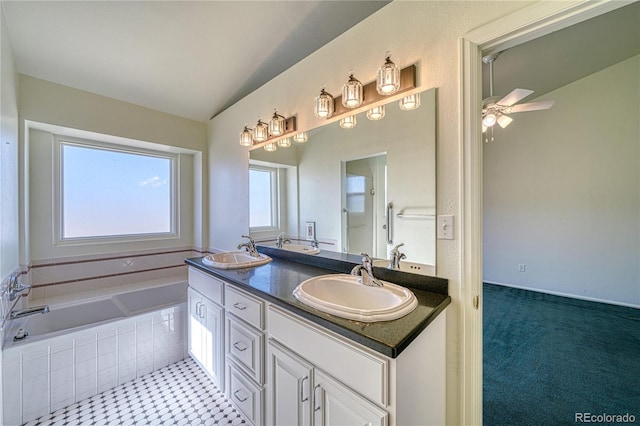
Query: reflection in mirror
[[250, 88, 436, 271]]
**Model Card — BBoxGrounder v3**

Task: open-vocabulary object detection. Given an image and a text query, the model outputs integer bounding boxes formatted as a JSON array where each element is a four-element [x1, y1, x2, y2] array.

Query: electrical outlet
[[519, 264, 526, 272]]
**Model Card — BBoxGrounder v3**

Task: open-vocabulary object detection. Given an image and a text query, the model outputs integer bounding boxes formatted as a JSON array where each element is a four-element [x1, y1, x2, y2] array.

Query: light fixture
[[366, 105, 385, 121], [314, 86, 334, 119], [399, 93, 421, 111], [277, 137, 291, 148], [264, 142, 277, 152], [376, 52, 400, 95], [239, 125, 253, 146], [339, 115, 357, 129], [342, 72, 363, 108], [293, 132, 308, 143], [253, 118, 269, 142], [269, 110, 286, 136]]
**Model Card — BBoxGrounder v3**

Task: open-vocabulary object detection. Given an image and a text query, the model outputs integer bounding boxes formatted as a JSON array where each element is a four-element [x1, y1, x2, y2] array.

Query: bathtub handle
[[233, 341, 248, 352], [234, 389, 249, 403], [233, 302, 247, 311]]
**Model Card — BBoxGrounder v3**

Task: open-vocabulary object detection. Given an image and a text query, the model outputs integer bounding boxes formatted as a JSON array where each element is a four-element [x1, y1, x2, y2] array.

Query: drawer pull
[[233, 302, 247, 311], [233, 341, 248, 352], [300, 376, 309, 402], [234, 389, 249, 402]]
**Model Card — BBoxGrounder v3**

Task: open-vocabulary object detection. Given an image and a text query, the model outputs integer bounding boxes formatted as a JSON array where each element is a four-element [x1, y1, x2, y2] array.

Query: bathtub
[[2, 281, 189, 426]]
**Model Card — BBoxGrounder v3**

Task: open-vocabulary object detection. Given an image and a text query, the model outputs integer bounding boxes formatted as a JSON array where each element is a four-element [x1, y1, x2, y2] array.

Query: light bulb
[[269, 110, 286, 136], [293, 132, 308, 143], [399, 93, 421, 111], [339, 115, 357, 129], [314, 87, 334, 119], [277, 137, 291, 148], [376, 53, 400, 95], [342, 73, 363, 108], [264, 142, 277, 152], [366, 105, 385, 121], [239, 125, 253, 147], [482, 113, 497, 127], [253, 119, 269, 142]]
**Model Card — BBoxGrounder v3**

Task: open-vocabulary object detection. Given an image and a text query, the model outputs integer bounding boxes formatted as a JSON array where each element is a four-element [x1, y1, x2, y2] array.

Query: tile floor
[[22, 358, 246, 426]]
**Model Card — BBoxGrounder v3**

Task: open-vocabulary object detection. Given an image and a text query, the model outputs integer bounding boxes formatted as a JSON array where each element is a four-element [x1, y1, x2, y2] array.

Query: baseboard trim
[[483, 280, 640, 310]]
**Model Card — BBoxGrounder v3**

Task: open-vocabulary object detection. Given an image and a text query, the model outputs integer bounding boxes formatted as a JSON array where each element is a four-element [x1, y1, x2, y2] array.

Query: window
[[346, 174, 366, 214], [249, 166, 278, 229], [57, 138, 177, 241]]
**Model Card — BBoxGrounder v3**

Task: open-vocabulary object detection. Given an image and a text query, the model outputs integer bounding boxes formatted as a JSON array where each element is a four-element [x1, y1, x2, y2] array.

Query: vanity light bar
[[248, 116, 297, 150]]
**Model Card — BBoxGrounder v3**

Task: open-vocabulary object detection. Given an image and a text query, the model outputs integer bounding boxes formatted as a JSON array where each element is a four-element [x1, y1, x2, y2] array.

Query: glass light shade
[[376, 55, 400, 95], [254, 119, 269, 142], [497, 114, 513, 129], [293, 132, 308, 143], [239, 126, 253, 147], [264, 142, 277, 152], [314, 88, 334, 119], [366, 105, 385, 121], [339, 115, 357, 129], [269, 111, 286, 136], [482, 113, 497, 128], [277, 137, 291, 148], [342, 73, 363, 108], [399, 93, 421, 111]]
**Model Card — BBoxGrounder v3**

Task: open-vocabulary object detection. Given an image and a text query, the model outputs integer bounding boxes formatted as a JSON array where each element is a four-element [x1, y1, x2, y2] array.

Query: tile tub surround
[[185, 248, 450, 358], [2, 302, 187, 426]]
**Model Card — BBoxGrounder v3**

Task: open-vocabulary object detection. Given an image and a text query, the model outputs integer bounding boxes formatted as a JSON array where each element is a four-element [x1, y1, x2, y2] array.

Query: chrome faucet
[[237, 235, 260, 258], [10, 305, 50, 320], [389, 243, 407, 270], [276, 233, 291, 249], [351, 253, 383, 287], [4, 274, 31, 301]]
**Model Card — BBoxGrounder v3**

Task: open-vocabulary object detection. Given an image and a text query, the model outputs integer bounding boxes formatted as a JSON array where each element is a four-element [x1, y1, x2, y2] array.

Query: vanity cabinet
[[224, 284, 266, 426], [187, 268, 224, 389]]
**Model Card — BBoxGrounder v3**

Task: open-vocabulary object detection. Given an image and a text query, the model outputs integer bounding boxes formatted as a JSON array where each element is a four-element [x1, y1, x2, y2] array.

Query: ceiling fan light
[[339, 115, 357, 129], [314, 87, 334, 119], [399, 93, 421, 111], [264, 142, 277, 152], [376, 52, 400, 95], [366, 105, 385, 121], [497, 114, 513, 129], [253, 119, 269, 142], [269, 110, 286, 136], [277, 137, 291, 148], [293, 132, 308, 143], [482, 113, 497, 128], [342, 73, 363, 108], [239, 125, 253, 147]]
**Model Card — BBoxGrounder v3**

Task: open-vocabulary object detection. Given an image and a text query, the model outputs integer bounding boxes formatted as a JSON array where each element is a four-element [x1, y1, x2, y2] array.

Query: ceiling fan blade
[[497, 88, 534, 107], [508, 100, 555, 113]]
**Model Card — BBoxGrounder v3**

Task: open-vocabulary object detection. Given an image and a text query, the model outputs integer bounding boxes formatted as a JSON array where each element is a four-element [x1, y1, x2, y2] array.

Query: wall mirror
[[249, 88, 436, 270]]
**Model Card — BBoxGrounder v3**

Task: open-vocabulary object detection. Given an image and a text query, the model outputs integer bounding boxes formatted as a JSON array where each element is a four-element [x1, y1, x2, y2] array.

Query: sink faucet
[[10, 305, 50, 320], [4, 274, 31, 301], [351, 253, 383, 287], [389, 243, 407, 270], [276, 233, 291, 249], [237, 235, 260, 258]]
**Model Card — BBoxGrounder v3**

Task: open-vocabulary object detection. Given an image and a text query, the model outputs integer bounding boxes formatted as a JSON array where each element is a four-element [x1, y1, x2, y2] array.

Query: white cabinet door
[[266, 340, 313, 426], [313, 369, 387, 426], [188, 288, 224, 388]]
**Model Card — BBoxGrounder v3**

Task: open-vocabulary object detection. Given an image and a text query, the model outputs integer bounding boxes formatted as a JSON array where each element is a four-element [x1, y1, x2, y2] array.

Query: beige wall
[[208, 1, 534, 423], [484, 55, 640, 307]]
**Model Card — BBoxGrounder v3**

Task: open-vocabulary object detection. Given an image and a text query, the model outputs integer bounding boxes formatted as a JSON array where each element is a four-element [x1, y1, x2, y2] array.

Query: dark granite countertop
[[185, 246, 450, 358]]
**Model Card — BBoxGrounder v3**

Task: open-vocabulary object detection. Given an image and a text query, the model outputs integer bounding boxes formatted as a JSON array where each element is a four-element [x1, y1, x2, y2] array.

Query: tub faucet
[[351, 253, 383, 287], [389, 243, 406, 270], [276, 233, 291, 249], [237, 235, 260, 258], [10, 305, 49, 320], [4, 274, 31, 301]]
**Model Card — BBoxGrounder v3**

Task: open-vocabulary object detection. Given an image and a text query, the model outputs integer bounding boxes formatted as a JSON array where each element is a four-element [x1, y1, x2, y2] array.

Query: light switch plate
[[437, 215, 454, 240]]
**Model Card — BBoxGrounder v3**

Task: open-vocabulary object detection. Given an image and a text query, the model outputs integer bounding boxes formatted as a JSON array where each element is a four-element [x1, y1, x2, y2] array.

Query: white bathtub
[[2, 281, 189, 426]]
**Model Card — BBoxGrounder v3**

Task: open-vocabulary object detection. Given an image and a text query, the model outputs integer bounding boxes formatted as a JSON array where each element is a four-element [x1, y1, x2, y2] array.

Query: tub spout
[[10, 305, 50, 320]]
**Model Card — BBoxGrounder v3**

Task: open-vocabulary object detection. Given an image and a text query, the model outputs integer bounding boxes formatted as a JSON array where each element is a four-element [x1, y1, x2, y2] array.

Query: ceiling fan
[[481, 52, 555, 139]]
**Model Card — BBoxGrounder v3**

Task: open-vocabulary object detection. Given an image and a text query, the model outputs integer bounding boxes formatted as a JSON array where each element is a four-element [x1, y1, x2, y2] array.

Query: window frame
[[248, 164, 279, 233], [53, 135, 180, 246]]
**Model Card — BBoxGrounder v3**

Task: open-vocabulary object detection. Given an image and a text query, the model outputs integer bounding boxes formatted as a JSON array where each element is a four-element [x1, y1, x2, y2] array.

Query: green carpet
[[483, 283, 640, 425]]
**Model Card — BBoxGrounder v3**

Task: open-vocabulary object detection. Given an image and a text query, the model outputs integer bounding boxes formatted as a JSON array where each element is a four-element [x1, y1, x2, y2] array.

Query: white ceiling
[[482, 1, 640, 101], [2, 0, 389, 122]]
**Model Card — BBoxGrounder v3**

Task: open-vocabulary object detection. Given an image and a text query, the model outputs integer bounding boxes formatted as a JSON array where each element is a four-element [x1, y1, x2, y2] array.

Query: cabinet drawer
[[188, 267, 223, 305], [227, 359, 263, 426], [225, 285, 264, 330], [226, 316, 264, 385], [268, 306, 388, 406]]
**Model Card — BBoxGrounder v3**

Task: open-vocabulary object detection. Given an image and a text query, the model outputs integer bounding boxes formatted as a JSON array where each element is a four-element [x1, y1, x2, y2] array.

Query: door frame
[[458, 1, 632, 423]]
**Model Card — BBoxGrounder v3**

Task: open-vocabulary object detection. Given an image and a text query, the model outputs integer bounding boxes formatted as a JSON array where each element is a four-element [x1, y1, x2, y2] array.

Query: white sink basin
[[293, 274, 418, 322], [279, 244, 321, 255], [202, 252, 271, 269]]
